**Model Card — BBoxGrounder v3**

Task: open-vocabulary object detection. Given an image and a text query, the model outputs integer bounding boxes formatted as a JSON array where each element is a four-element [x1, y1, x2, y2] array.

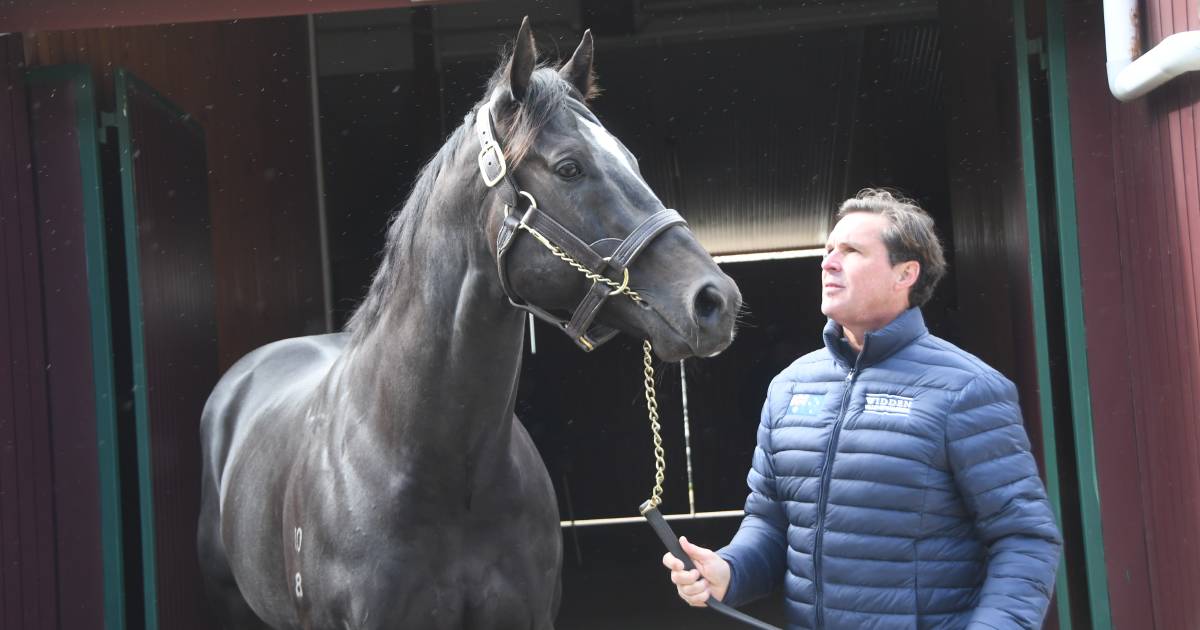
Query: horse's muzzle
[[686, 275, 741, 358]]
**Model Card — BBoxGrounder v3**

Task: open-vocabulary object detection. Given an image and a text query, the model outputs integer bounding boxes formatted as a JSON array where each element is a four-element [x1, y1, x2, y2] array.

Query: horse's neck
[[337, 182, 526, 483]]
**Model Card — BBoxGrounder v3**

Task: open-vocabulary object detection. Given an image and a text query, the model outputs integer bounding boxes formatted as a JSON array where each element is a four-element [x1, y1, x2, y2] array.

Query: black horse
[[198, 19, 742, 629]]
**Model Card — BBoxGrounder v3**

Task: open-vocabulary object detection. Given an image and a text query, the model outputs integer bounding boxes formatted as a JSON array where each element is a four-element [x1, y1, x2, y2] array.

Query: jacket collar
[[822, 307, 928, 370]]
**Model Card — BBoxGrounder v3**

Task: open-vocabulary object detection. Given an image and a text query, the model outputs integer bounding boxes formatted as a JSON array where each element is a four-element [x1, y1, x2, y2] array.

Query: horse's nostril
[[693, 284, 725, 322]]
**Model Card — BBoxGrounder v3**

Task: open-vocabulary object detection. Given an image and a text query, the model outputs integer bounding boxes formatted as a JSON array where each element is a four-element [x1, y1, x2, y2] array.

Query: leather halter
[[474, 98, 688, 351]]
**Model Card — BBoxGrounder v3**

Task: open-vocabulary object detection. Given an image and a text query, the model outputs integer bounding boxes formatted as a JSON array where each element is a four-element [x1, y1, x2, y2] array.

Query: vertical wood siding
[[26, 18, 326, 371], [27, 67, 110, 628], [939, 0, 1046, 460], [1065, 1, 1200, 627], [0, 34, 59, 630]]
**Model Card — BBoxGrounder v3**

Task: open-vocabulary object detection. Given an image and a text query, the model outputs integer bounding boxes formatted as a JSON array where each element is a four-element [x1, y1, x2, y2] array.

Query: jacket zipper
[[813, 361, 861, 630]]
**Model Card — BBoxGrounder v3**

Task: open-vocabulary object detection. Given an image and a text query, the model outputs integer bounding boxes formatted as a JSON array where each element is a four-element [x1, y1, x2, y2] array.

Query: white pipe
[[712, 248, 826, 264], [527, 313, 537, 355], [560, 509, 744, 529], [1105, 0, 1200, 101], [680, 360, 696, 516]]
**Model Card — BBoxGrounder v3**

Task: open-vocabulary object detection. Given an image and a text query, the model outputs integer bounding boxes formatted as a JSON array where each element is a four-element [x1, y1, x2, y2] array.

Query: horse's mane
[[345, 51, 594, 339]]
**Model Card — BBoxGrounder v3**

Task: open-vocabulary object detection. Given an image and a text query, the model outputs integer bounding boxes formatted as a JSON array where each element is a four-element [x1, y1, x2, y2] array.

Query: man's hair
[[836, 188, 947, 308]]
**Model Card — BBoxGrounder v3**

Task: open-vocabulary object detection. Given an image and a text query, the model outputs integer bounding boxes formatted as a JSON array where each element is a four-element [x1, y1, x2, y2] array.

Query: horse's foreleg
[[198, 463, 272, 629]]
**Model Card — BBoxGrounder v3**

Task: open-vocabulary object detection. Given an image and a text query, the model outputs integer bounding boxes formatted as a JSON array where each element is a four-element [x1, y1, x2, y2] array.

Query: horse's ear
[[508, 16, 536, 102], [559, 29, 595, 99]]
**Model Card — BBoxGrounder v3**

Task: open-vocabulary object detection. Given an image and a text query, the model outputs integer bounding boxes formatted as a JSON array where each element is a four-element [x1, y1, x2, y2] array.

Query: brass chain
[[512, 206, 664, 509], [517, 223, 644, 302], [643, 340, 665, 509]]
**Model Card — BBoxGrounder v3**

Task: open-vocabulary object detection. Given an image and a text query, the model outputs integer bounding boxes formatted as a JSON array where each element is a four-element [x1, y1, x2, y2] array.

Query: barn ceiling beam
[[434, 0, 937, 60], [0, 0, 468, 33]]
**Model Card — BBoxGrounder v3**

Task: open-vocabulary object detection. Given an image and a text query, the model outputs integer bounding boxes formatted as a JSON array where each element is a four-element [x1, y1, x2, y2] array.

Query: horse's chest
[[285, 519, 555, 629], [282, 484, 559, 630]]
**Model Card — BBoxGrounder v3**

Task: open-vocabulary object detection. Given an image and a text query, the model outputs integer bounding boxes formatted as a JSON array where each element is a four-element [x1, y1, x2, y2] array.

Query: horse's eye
[[554, 160, 583, 180]]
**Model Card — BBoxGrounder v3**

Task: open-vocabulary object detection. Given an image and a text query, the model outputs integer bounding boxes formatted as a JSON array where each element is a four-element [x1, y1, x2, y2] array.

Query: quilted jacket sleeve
[[946, 372, 1062, 629], [716, 382, 790, 607]]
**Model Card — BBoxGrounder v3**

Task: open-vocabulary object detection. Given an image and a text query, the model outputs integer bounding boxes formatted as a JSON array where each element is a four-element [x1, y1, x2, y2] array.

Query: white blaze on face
[[576, 114, 657, 197]]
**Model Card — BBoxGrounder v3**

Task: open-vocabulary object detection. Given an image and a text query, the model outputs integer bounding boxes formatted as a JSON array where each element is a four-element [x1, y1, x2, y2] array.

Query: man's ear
[[896, 261, 920, 289]]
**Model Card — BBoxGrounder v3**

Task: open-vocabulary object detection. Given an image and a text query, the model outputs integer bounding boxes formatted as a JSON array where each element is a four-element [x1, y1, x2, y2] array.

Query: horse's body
[[200, 323, 557, 629], [199, 20, 740, 629]]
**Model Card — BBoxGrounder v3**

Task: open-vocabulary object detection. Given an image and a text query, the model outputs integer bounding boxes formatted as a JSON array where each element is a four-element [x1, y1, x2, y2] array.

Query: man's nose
[[821, 252, 839, 270]]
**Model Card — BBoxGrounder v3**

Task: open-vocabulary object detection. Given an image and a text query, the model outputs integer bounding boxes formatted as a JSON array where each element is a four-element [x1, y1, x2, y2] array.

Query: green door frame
[[1010, 5, 1073, 627], [1045, 0, 1115, 626], [25, 64, 127, 630], [1035, 0, 1114, 627]]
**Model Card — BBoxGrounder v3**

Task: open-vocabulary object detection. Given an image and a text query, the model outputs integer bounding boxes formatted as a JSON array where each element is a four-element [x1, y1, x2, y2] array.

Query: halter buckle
[[478, 140, 506, 188]]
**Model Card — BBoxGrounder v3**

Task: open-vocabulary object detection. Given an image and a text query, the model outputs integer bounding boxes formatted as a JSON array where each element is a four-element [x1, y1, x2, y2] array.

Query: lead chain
[[516, 222, 643, 302], [513, 202, 664, 509], [643, 340, 665, 509]]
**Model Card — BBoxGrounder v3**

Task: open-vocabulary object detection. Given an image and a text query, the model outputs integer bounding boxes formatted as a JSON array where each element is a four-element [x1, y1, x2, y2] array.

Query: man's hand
[[661, 536, 731, 607]]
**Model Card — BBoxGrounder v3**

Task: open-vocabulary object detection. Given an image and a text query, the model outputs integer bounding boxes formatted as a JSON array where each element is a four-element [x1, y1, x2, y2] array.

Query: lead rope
[[511, 193, 778, 629]]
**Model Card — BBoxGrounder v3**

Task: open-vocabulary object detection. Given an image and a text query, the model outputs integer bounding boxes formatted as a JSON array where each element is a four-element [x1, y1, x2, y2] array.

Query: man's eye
[[555, 160, 582, 179]]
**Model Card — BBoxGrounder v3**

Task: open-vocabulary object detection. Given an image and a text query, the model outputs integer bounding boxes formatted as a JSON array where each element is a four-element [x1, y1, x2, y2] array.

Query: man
[[663, 189, 1061, 629]]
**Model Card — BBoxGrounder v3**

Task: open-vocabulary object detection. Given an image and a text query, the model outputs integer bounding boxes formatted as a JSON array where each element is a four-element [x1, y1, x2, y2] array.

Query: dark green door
[[111, 67, 219, 630]]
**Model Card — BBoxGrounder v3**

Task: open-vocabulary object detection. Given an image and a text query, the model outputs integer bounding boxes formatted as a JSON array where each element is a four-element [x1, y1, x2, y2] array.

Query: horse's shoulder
[[202, 333, 349, 472], [238, 332, 349, 371], [216, 332, 347, 391]]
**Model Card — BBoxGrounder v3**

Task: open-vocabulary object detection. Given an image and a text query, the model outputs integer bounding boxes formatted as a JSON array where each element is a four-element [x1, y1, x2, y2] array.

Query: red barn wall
[[1065, 1, 1200, 627], [0, 34, 61, 630], [26, 17, 328, 371]]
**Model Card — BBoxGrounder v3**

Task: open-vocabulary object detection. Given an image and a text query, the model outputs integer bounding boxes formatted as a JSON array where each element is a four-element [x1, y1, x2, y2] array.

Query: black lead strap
[[639, 501, 782, 630]]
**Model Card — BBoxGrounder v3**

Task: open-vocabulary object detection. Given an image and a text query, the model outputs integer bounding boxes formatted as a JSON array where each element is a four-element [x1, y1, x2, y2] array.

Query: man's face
[[820, 212, 913, 331]]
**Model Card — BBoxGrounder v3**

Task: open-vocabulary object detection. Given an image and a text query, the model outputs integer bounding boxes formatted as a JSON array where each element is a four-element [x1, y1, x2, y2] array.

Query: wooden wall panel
[[27, 67, 110, 628], [1062, 4, 1153, 627], [26, 17, 327, 371], [940, 7, 1072, 623], [0, 33, 59, 630], [842, 22, 956, 337], [1065, 0, 1200, 628], [938, 0, 1045, 457]]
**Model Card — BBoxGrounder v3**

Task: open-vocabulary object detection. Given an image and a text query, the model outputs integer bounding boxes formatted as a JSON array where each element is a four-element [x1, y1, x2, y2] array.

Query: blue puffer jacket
[[718, 308, 1061, 629]]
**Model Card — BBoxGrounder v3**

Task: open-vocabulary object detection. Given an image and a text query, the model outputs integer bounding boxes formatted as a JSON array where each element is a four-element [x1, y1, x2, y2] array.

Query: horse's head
[[477, 19, 741, 362]]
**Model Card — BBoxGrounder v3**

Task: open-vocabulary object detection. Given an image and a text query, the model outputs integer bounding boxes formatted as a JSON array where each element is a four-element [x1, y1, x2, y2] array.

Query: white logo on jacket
[[864, 393, 914, 416]]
